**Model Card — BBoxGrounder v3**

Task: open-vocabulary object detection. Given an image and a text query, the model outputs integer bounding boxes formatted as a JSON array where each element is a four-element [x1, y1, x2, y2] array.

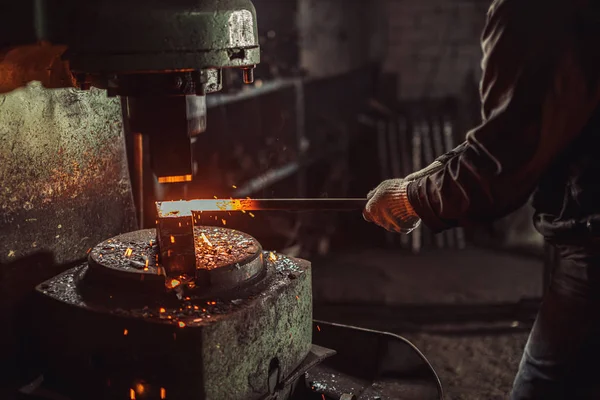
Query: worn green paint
[[201, 262, 312, 400]]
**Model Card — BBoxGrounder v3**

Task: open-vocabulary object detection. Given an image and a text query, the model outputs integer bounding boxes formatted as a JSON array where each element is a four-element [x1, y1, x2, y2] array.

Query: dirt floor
[[311, 246, 543, 400]]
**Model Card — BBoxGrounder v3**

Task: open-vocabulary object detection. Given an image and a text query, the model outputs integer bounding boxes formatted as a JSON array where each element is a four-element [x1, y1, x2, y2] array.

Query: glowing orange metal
[[157, 174, 192, 184]]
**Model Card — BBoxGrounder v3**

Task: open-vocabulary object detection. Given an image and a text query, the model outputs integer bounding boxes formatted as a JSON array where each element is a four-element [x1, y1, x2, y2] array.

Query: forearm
[[406, 140, 469, 180]]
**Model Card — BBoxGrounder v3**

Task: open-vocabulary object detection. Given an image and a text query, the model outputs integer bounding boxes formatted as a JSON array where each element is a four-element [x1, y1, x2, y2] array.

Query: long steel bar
[[157, 198, 367, 216]]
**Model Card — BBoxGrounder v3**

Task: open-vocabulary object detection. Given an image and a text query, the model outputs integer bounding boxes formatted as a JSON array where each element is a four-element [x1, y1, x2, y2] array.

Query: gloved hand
[[363, 179, 421, 233]]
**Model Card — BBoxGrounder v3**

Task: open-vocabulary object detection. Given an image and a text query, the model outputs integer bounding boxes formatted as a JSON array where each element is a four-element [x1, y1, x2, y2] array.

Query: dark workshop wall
[[384, 0, 489, 100], [298, 0, 387, 78]]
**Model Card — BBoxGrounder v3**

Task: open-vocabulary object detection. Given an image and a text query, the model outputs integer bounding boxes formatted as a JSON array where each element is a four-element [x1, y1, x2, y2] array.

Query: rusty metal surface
[[88, 228, 265, 296], [0, 83, 136, 264], [31, 252, 312, 400], [0, 83, 136, 385]]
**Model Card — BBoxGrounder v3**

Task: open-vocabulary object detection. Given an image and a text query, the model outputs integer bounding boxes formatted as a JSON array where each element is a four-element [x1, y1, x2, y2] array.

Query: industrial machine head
[[0, 0, 260, 180]]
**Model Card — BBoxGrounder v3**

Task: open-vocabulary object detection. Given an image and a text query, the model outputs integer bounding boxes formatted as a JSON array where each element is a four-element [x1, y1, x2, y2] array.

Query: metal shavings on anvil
[[193, 227, 259, 270]]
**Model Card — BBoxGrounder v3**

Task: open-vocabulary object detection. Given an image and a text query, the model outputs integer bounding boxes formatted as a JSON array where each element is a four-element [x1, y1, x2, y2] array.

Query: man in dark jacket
[[363, 0, 600, 398]]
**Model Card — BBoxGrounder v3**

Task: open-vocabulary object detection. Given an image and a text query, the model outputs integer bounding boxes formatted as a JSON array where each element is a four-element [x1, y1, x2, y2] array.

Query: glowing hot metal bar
[[156, 198, 367, 216]]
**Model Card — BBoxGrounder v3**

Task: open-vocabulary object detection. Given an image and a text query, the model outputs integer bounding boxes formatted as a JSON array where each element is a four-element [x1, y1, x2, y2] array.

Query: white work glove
[[363, 178, 421, 233]]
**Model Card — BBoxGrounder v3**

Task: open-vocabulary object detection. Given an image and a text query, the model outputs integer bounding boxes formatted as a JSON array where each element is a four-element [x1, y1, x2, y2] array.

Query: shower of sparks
[[201, 232, 213, 247]]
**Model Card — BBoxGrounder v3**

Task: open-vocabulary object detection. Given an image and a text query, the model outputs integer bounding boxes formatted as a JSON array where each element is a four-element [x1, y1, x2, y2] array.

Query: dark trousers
[[511, 244, 600, 399]]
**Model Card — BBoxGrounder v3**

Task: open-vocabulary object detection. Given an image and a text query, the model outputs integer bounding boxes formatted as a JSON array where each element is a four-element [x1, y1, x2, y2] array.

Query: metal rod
[[133, 132, 144, 229], [157, 198, 367, 215]]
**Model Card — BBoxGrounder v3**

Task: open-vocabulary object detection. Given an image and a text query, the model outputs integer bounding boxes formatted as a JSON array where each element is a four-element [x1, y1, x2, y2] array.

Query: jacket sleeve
[[406, 0, 600, 232]]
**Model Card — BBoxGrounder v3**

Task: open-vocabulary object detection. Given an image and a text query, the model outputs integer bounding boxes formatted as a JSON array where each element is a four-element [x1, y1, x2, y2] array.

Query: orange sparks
[[124, 248, 133, 258], [129, 388, 136, 399], [269, 252, 277, 262], [144, 259, 149, 271], [232, 185, 237, 188], [317, 325, 321, 332], [123, 329, 129, 336], [201, 232, 213, 247], [159, 307, 166, 313], [222, 219, 227, 225], [249, 212, 255, 218], [194, 305, 199, 310], [169, 279, 181, 289], [86, 248, 92, 254], [178, 321, 186, 328], [160, 388, 166, 399], [170, 235, 175, 243]]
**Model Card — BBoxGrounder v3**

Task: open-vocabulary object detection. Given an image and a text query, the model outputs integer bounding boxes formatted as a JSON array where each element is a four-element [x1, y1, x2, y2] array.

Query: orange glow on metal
[[157, 199, 254, 217], [157, 174, 192, 184], [135, 384, 145, 395], [201, 232, 213, 247], [160, 388, 167, 399]]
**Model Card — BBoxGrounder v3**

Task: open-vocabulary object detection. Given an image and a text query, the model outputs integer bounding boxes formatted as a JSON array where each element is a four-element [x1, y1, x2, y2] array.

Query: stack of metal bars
[[372, 102, 466, 253]]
